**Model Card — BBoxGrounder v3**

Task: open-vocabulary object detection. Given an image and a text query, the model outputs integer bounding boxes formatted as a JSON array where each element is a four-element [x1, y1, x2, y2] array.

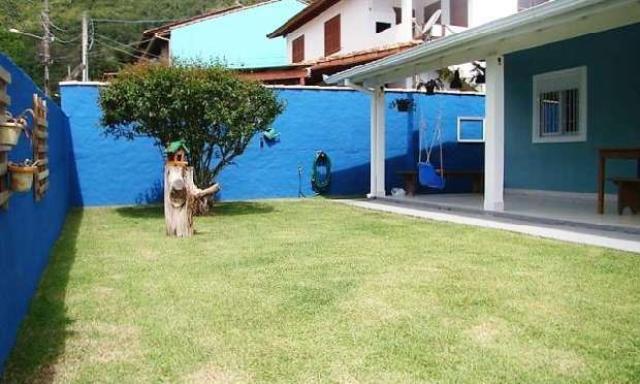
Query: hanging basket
[[8, 163, 38, 193], [0, 121, 25, 147]]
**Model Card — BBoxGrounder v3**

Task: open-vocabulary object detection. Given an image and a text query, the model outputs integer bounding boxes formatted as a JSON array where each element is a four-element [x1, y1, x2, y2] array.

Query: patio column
[[484, 55, 505, 211], [366, 85, 386, 199], [374, 86, 386, 197], [368, 89, 378, 198]]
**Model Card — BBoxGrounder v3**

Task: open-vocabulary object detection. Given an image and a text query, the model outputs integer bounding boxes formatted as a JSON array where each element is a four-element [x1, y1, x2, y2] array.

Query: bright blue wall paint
[[171, 0, 306, 68], [505, 23, 640, 193], [0, 54, 72, 373], [60, 85, 484, 205], [61, 85, 163, 207]]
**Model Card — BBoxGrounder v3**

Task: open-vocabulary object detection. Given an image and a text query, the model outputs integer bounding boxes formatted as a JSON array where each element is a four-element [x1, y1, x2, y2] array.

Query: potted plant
[[0, 115, 27, 147], [417, 79, 444, 95], [8, 159, 39, 193], [391, 98, 414, 112]]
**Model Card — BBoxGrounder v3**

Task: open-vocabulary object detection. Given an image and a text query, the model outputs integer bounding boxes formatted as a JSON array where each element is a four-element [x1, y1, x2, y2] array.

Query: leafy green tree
[[99, 61, 285, 202], [0, 29, 40, 84]]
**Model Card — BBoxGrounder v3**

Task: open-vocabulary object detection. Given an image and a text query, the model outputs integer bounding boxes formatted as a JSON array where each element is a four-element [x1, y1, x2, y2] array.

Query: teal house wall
[[504, 23, 640, 193], [170, 0, 306, 68]]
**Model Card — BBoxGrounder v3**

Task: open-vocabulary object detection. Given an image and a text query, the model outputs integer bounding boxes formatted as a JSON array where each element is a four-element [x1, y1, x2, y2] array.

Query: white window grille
[[532, 66, 587, 143]]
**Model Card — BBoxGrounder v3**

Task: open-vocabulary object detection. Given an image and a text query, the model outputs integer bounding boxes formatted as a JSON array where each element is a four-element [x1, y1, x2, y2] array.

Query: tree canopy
[[99, 62, 285, 191]]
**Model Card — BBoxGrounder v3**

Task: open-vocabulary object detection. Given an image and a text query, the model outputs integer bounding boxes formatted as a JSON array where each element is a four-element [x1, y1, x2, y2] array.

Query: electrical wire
[[93, 38, 159, 60], [92, 18, 178, 24], [95, 33, 155, 49]]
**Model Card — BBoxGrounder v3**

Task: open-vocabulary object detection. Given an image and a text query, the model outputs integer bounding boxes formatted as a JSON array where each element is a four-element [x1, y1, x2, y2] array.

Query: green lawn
[[2, 199, 639, 383]]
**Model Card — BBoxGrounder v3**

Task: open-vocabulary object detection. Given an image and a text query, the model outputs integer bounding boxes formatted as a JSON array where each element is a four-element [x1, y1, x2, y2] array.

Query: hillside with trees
[[0, 0, 259, 94]]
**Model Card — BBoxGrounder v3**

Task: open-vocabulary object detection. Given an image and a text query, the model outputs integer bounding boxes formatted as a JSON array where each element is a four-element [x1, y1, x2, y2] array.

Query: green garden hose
[[311, 151, 331, 194]]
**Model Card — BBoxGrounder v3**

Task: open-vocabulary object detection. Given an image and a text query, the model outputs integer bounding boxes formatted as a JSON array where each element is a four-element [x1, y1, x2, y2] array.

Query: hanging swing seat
[[418, 162, 445, 189]]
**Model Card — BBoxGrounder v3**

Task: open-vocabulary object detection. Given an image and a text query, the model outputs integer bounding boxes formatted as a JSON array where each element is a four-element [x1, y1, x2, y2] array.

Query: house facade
[[139, 0, 306, 68], [326, 0, 640, 230], [269, 0, 549, 66]]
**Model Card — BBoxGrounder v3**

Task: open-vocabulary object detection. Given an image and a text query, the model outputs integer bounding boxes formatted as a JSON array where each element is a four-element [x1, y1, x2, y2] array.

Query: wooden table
[[597, 148, 640, 214]]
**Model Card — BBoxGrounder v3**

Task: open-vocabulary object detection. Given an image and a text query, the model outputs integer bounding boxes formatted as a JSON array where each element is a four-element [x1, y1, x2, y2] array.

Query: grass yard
[[2, 199, 639, 383]]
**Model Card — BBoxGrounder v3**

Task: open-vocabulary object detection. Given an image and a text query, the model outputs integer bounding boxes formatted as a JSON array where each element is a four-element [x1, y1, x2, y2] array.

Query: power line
[[93, 38, 153, 60], [95, 33, 155, 49], [92, 18, 178, 24]]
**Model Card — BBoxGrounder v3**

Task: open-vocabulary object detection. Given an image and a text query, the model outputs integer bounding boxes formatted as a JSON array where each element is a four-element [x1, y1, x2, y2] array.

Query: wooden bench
[[609, 177, 640, 215], [437, 170, 484, 193], [396, 169, 484, 195]]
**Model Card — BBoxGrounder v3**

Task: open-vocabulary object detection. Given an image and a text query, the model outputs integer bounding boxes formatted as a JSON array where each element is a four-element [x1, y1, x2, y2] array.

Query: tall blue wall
[[60, 84, 484, 206], [171, 0, 306, 68], [505, 23, 640, 193], [0, 54, 72, 372]]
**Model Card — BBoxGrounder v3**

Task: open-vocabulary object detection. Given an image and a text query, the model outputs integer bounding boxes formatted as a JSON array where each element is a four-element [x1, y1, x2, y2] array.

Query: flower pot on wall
[[0, 121, 24, 147], [8, 163, 37, 192]]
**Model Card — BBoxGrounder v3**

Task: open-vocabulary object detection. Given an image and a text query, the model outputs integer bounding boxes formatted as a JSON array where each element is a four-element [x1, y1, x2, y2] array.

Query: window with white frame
[[532, 66, 587, 143], [457, 117, 484, 142]]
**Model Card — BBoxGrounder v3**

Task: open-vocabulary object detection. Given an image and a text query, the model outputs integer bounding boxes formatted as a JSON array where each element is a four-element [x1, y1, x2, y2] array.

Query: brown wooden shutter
[[450, 0, 468, 27], [292, 35, 305, 63], [324, 14, 341, 56]]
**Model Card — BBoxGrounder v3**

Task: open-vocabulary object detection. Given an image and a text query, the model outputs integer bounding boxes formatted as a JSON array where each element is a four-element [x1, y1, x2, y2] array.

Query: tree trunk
[[164, 164, 220, 237]]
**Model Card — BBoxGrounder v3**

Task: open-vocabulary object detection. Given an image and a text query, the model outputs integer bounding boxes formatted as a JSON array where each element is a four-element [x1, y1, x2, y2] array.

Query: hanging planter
[[0, 119, 26, 147], [8, 160, 39, 193], [391, 98, 414, 112]]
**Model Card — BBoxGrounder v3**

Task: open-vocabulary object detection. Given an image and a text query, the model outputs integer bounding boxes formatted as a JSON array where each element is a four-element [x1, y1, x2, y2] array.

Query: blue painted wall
[[60, 84, 484, 206], [61, 85, 163, 206], [0, 54, 72, 372], [505, 23, 640, 193], [171, 0, 306, 68]]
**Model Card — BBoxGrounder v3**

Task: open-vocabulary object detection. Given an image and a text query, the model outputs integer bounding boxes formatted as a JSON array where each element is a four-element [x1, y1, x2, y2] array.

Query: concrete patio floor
[[341, 194, 640, 253], [381, 192, 640, 234]]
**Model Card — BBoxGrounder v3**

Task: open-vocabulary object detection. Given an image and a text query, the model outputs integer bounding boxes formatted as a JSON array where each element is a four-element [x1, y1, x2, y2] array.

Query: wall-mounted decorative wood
[[0, 66, 11, 209], [32, 94, 48, 201]]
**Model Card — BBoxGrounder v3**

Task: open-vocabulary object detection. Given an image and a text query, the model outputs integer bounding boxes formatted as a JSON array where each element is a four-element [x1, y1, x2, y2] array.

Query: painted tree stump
[[164, 164, 220, 237]]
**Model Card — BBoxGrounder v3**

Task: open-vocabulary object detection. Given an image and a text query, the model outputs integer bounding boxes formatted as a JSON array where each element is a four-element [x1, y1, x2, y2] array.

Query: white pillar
[[368, 91, 378, 198], [401, 0, 413, 41], [484, 55, 505, 211], [375, 87, 386, 197]]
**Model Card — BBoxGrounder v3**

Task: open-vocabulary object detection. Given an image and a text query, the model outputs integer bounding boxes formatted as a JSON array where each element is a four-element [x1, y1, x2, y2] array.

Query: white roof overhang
[[326, 0, 640, 87]]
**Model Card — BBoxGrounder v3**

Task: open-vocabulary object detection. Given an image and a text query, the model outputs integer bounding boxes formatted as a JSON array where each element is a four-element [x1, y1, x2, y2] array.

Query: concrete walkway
[[339, 199, 640, 254]]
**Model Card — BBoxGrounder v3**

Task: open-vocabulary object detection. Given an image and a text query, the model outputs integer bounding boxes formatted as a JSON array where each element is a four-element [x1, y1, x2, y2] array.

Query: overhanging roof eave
[[326, 0, 640, 86]]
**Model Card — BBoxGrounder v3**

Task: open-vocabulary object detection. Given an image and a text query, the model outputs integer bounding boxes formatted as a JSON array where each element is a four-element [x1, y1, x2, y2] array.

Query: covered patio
[[327, 0, 640, 234], [383, 191, 640, 234]]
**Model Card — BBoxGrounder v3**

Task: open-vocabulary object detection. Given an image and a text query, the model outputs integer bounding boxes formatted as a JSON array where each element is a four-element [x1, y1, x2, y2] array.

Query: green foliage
[[99, 62, 285, 187], [0, 0, 256, 90], [0, 29, 40, 83]]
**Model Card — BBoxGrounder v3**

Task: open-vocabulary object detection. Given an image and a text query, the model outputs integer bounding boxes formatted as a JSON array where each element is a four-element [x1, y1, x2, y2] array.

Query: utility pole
[[40, 0, 52, 96], [81, 11, 89, 82]]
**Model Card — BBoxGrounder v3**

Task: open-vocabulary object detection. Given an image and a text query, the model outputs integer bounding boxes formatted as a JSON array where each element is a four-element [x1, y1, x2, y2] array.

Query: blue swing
[[417, 101, 445, 190]]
